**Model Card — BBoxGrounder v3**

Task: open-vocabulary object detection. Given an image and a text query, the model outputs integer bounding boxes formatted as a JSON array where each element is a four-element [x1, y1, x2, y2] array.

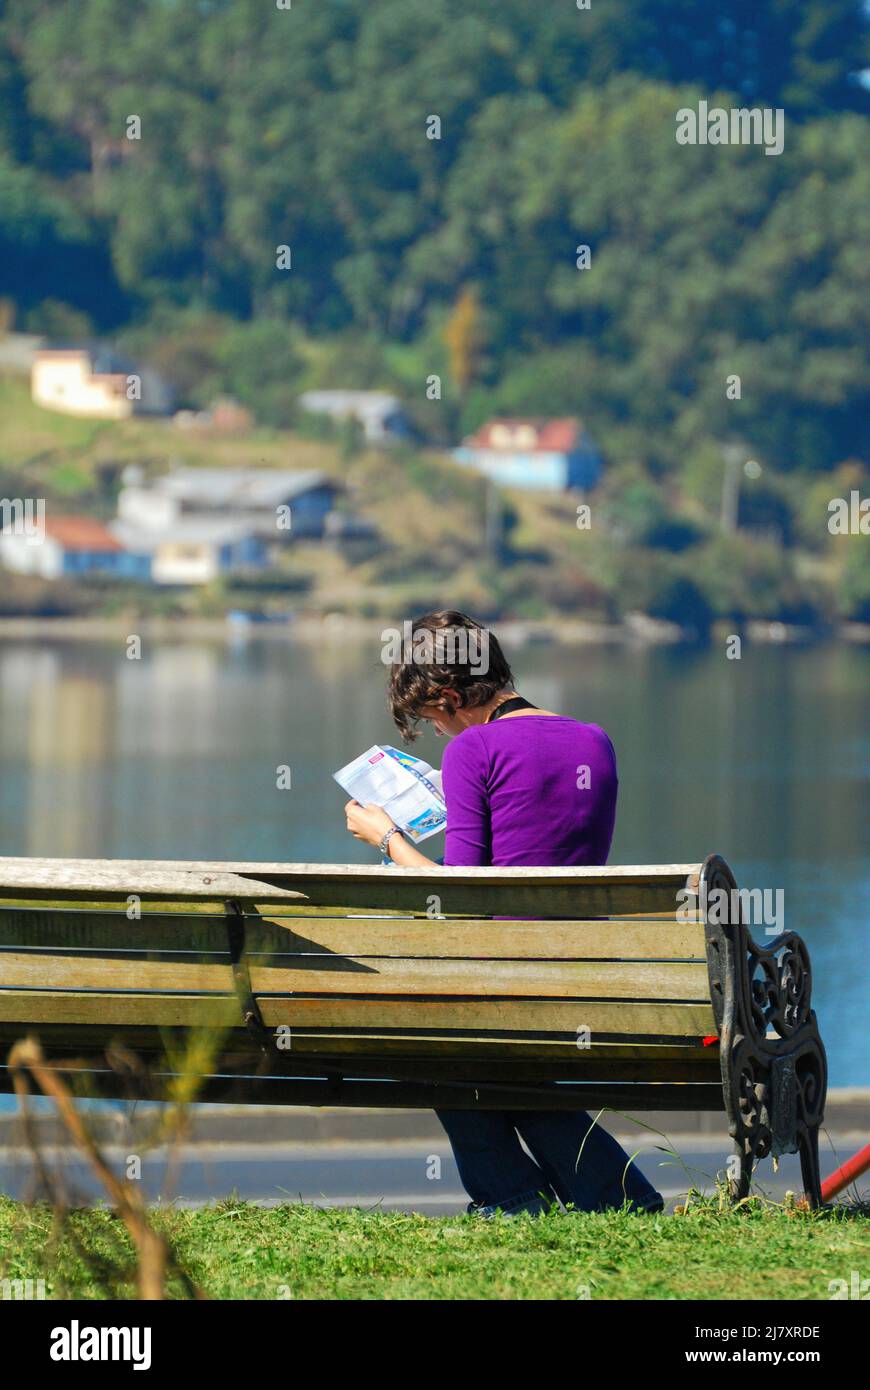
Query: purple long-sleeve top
[[441, 715, 617, 868]]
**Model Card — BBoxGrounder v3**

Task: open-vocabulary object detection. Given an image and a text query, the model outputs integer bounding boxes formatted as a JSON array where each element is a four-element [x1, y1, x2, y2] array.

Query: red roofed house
[[453, 417, 603, 491], [0, 515, 151, 581]]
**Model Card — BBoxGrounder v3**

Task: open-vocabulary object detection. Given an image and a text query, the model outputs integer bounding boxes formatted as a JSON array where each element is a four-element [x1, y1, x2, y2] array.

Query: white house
[[298, 390, 410, 445], [109, 517, 266, 586]]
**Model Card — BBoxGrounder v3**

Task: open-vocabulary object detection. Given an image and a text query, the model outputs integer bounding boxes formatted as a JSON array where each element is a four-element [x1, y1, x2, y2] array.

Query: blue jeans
[[435, 1108, 663, 1215]]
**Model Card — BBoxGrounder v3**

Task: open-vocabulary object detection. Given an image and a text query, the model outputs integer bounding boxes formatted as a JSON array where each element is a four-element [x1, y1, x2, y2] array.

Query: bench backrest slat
[[0, 949, 712, 1001], [0, 908, 707, 959], [1, 987, 716, 1043], [0, 858, 699, 919]]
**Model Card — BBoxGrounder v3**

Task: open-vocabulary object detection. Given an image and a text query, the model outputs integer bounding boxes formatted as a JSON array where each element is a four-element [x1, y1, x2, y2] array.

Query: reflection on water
[[0, 633, 867, 1084]]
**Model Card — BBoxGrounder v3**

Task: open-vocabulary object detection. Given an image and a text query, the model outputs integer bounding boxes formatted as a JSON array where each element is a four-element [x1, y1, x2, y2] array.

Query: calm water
[[0, 632, 867, 1086]]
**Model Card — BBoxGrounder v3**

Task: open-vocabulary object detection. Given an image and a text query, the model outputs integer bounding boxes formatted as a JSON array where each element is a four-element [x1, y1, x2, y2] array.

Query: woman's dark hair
[[387, 610, 514, 742]]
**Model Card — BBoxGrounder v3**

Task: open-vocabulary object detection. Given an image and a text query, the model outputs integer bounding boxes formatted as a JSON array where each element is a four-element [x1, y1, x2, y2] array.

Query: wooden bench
[[0, 852, 827, 1205]]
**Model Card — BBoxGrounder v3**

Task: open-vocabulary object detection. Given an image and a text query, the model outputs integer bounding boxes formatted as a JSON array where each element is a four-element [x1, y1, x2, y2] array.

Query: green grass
[[0, 1194, 865, 1300], [0, 375, 111, 458], [0, 374, 338, 480]]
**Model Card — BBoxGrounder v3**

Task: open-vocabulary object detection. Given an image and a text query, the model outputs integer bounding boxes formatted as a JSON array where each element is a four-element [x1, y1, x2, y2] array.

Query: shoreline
[[0, 613, 868, 647]]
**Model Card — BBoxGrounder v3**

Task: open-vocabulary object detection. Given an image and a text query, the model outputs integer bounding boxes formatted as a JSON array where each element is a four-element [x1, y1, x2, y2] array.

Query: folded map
[[334, 744, 447, 844]]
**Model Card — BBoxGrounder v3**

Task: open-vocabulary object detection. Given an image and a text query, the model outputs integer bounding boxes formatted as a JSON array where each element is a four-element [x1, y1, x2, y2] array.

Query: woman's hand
[[345, 799, 439, 868], [344, 800, 397, 848]]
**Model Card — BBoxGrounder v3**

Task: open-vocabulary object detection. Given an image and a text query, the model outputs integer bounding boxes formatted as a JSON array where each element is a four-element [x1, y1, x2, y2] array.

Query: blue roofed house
[[105, 465, 344, 584], [453, 417, 603, 491], [116, 466, 341, 541]]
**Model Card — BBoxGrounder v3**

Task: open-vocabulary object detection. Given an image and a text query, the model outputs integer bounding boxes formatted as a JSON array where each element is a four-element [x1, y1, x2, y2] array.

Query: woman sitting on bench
[[344, 609, 664, 1218]]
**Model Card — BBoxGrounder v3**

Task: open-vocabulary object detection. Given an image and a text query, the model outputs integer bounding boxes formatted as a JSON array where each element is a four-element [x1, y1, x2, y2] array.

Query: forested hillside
[[1, 0, 867, 459], [0, 1, 868, 627]]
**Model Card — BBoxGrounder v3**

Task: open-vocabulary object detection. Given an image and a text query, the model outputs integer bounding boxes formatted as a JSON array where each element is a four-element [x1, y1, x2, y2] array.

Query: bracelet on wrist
[[378, 825, 403, 856]]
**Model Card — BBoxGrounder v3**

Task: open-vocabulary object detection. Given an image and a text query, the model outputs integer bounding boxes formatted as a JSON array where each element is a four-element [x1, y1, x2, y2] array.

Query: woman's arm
[[344, 799, 438, 867], [343, 730, 491, 868]]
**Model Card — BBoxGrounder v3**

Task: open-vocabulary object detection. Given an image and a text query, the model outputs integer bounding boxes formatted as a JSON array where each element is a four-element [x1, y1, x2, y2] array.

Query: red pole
[[821, 1140, 870, 1202]]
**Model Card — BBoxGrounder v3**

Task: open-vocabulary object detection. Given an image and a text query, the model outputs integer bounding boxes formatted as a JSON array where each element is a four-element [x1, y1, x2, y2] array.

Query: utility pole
[[484, 475, 502, 561], [720, 442, 744, 536]]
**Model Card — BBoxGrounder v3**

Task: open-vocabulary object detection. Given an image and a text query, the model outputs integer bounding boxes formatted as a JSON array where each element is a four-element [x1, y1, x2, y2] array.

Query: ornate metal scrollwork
[[699, 854, 827, 1207]]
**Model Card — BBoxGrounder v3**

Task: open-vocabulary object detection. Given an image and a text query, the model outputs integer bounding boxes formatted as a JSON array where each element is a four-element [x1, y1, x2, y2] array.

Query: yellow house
[[31, 347, 132, 419]]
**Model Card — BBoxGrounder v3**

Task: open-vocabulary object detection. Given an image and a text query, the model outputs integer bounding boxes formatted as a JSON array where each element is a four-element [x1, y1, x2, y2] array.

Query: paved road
[[1, 1133, 863, 1213]]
